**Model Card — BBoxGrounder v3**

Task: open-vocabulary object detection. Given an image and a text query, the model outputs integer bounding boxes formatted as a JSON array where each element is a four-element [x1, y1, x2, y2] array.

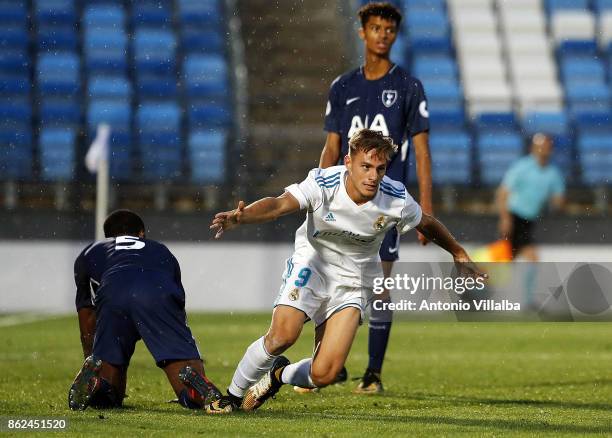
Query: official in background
[[496, 133, 565, 262]]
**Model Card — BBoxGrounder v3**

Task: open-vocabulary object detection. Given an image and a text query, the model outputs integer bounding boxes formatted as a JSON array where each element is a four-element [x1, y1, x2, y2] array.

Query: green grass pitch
[[1, 314, 612, 436]]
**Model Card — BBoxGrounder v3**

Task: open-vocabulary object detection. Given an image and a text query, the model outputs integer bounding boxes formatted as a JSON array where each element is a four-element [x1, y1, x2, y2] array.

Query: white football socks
[[280, 358, 316, 388], [228, 336, 276, 398]]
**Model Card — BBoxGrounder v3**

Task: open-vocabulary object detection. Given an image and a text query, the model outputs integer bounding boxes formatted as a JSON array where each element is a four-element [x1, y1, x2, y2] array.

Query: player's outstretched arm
[[416, 214, 487, 278], [210, 192, 301, 239]]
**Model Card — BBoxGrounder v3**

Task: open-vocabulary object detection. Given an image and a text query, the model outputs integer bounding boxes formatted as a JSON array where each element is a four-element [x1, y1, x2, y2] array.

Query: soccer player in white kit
[[206, 129, 483, 413]]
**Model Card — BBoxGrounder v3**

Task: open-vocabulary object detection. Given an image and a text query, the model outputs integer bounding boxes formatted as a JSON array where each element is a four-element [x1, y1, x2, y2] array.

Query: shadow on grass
[[250, 409, 612, 434], [405, 381, 612, 412]]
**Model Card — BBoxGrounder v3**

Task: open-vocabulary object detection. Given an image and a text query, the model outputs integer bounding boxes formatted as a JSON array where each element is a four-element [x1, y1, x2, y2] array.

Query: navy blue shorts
[[379, 227, 400, 262], [92, 270, 201, 368]]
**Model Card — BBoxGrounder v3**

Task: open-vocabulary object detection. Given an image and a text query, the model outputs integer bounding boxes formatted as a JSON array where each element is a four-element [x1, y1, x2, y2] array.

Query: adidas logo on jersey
[[324, 212, 336, 222]]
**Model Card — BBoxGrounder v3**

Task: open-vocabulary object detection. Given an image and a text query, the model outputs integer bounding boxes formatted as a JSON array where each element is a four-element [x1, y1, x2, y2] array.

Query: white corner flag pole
[[85, 124, 111, 241]]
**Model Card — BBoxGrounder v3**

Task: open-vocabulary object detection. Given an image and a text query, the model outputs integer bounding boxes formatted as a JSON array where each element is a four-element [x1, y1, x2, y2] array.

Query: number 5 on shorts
[[294, 268, 312, 287]]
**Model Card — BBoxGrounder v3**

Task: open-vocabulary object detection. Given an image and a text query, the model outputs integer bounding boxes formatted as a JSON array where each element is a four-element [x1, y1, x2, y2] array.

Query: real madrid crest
[[374, 215, 386, 231], [382, 90, 397, 108], [288, 288, 300, 301]]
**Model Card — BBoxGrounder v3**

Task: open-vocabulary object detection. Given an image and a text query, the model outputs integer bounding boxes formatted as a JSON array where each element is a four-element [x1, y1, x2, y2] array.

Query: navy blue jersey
[[324, 64, 429, 184], [74, 236, 183, 310]]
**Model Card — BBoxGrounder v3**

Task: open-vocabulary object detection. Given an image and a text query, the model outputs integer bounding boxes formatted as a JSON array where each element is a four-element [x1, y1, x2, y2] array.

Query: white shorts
[[274, 255, 368, 327]]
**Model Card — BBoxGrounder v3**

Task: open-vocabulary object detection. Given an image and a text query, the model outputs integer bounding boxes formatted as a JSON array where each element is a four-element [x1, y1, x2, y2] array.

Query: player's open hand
[[209, 201, 245, 239], [453, 251, 488, 280]]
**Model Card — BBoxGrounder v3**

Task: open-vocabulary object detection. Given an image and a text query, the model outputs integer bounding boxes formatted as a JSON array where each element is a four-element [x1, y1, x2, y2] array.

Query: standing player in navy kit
[[319, 2, 433, 393], [69, 209, 221, 411]]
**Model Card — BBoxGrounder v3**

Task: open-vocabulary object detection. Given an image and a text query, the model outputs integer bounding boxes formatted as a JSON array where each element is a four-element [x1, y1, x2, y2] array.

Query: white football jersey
[[285, 165, 422, 285]]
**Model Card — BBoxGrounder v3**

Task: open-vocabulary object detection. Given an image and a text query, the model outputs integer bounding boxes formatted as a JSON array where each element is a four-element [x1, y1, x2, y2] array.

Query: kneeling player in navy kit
[[68, 209, 221, 411]]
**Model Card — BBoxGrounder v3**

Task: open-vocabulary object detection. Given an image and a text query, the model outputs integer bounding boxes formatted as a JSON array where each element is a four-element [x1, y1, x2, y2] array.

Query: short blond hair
[[348, 129, 398, 161]]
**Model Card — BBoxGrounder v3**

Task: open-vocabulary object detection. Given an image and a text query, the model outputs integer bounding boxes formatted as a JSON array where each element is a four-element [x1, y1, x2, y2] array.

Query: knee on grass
[[89, 379, 123, 409]]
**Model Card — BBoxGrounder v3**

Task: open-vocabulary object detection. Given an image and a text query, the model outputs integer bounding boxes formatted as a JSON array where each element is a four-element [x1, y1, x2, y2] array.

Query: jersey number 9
[[294, 268, 312, 287]]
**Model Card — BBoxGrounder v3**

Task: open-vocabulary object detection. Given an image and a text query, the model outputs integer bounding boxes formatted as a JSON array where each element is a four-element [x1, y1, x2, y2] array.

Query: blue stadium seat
[[0, 101, 31, 145], [477, 131, 524, 185], [0, 77, 30, 97], [547, 134, 574, 177], [178, 0, 222, 27], [422, 81, 463, 110], [188, 102, 232, 128], [523, 112, 569, 136], [39, 100, 80, 125], [181, 29, 225, 53], [88, 76, 131, 100], [37, 53, 80, 95], [391, 35, 407, 66], [594, 0, 612, 12], [477, 131, 524, 151], [0, 49, 30, 73], [360, 0, 401, 6], [557, 40, 598, 57], [136, 103, 182, 180], [565, 83, 611, 114], [429, 130, 472, 184], [83, 4, 125, 30], [413, 56, 457, 81], [39, 127, 75, 181], [561, 59, 606, 84], [133, 29, 177, 73], [0, 48, 30, 70], [0, 2, 27, 26], [0, 131, 32, 180], [188, 130, 226, 184], [578, 131, 612, 185], [566, 82, 611, 101], [84, 31, 128, 72], [34, 0, 79, 52], [135, 75, 178, 99], [404, 0, 445, 12], [546, 0, 590, 13], [87, 100, 130, 131], [406, 10, 447, 32], [132, 1, 172, 26], [105, 130, 133, 180], [407, 37, 452, 57], [2, 27, 28, 49], [428, 108, 465, 130], [574, 110, 612, 131], [406, 11, 449, 39], [569, 103, 611, 119], [183, 55, 228, 98], [36, 27, 78, 51], [87, 100, 132, 179], [136, 103, 181, 134], [34, 0, 76, 26], [475, 112, 519, 131]]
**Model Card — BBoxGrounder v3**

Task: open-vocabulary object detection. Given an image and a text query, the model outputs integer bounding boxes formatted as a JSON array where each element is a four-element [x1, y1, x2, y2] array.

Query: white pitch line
[[0, 313, 62, 328]]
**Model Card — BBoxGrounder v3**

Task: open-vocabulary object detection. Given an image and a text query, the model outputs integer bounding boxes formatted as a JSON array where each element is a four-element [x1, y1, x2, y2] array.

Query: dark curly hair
[[358, 2, 402, 28], [103, 209, 145, 238]]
